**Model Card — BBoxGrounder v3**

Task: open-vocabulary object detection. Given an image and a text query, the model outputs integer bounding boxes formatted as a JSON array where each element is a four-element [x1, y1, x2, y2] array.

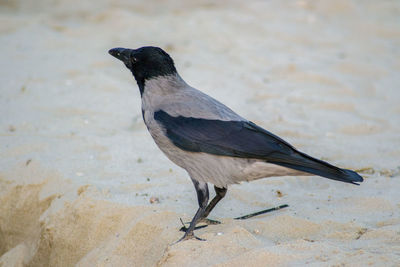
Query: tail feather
[[269, 150, 364, 185]]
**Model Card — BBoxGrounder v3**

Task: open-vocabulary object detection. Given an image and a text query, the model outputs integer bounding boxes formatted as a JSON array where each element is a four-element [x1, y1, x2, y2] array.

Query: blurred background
[[1, 1, 400, 266]]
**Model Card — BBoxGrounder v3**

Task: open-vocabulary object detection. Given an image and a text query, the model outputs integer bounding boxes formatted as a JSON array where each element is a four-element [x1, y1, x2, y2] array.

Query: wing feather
[[154, 110, 363, 184]]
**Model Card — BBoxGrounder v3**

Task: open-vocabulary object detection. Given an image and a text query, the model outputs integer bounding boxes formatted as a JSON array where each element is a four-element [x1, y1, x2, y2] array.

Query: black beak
[[108, 47, 133, 63]]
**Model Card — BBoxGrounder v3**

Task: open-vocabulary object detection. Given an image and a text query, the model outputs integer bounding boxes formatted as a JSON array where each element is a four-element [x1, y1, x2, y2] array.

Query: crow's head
[[109, 46, 177, 85]]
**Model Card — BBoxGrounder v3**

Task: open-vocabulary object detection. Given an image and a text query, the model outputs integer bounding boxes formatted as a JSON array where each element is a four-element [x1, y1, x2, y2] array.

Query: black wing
[[154, 110, 363, 184]]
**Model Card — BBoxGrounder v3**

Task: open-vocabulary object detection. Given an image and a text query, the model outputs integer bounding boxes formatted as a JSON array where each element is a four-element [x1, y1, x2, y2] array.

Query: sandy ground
[[1, 0, 400, 266]]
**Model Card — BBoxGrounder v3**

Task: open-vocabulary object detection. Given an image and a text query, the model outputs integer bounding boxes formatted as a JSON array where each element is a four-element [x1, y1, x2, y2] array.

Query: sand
[[1, 0, 400, 266]]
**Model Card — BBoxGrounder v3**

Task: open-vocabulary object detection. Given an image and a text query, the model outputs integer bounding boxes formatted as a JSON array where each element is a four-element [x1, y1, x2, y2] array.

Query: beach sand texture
[[1, 0, 400, 266]]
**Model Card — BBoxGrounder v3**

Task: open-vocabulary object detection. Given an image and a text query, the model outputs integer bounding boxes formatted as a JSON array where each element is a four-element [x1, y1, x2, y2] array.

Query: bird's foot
[[179, 218, 207, 232], [173, 231, 206, 244], [178, 217, 220, 232], [200, 218, 221, 225]]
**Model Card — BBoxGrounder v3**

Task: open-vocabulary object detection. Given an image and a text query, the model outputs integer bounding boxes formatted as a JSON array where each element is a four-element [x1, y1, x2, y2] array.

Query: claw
[[173, 232, 206, 244], [179, 224, 207, 232]]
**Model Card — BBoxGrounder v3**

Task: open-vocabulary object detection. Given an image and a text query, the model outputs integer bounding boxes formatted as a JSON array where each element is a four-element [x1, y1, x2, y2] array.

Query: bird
[[108, 46, 363, 242]]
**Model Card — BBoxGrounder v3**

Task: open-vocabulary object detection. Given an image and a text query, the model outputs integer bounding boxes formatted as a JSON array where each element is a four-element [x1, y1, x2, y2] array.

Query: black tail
[[270, 150, 364, 185]]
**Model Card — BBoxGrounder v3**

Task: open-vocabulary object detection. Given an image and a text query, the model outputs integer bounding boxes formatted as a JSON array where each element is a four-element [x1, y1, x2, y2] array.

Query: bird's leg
[[176, 180, 209, 242], [199, 186, 227, 225], [179, 186, 227, 232]]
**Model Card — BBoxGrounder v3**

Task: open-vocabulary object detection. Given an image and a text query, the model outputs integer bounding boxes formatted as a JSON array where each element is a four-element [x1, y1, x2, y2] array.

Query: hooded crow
[[109, 46, 363, 242]]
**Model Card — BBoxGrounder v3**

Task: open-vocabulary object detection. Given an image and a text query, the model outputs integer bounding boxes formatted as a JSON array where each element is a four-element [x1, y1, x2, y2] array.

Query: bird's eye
[[131, 56, 138, 63]]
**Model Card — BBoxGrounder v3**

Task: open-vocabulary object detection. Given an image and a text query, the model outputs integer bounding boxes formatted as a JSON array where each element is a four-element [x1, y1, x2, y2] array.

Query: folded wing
[[154, 110, 363, 184]]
